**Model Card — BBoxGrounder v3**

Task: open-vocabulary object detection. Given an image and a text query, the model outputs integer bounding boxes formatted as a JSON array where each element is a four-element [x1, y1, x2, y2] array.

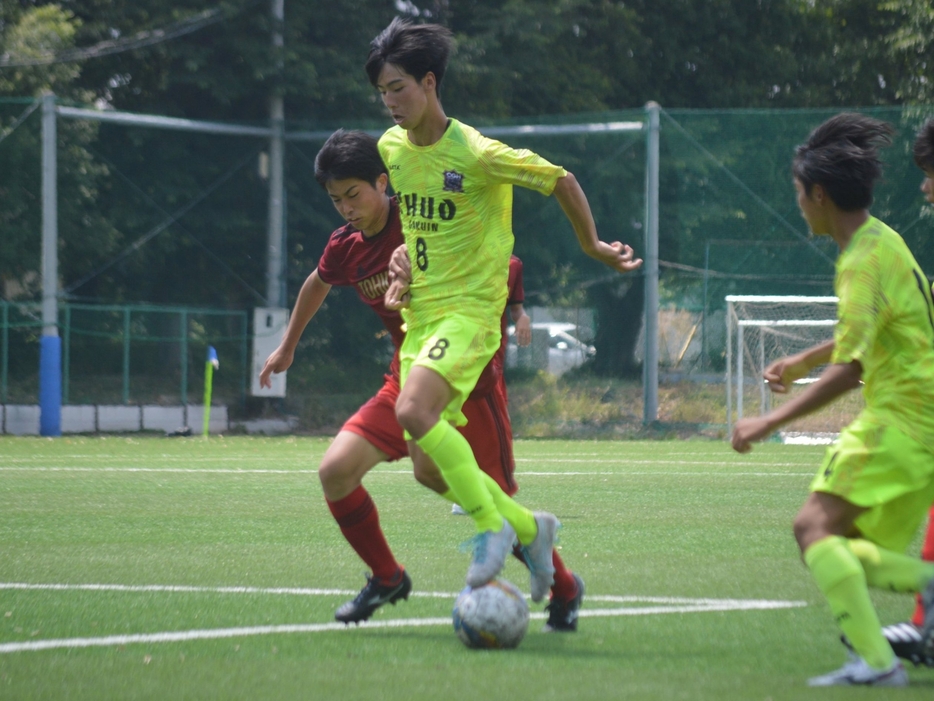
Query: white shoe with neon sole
[[807, 653, 907, 687], [464, 520, 516, 588]]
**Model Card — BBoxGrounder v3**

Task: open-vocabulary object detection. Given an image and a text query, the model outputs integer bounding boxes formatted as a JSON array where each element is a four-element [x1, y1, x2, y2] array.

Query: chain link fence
[[3, 99, 933, 430]]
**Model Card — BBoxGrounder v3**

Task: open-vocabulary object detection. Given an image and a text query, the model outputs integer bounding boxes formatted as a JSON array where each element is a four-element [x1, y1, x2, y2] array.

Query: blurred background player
[[875, 117, 934, 666], [732, 113, 934, 687], [367, 17, 642, 597], [260, 129, 583, 629], [763, 116, 934, 669]]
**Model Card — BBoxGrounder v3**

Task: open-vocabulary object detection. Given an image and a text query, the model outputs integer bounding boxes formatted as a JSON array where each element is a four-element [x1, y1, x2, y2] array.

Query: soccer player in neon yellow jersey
[[867, 118, 934, 666], [732, 113, 934, 687], [364, 18, 643, 596]]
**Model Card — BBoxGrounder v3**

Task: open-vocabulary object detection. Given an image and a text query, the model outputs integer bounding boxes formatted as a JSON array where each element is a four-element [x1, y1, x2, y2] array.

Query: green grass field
[[1, 435, 932, 700]]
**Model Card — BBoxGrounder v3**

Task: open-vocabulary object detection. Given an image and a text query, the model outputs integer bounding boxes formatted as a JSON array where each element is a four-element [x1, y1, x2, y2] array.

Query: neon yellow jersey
[[832, 216, 934, 448], [378, 119, 566, 328]]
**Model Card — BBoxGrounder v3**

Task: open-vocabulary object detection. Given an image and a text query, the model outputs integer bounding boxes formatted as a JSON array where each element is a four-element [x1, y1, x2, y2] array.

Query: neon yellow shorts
[[399, 313, 500, 427], [811, 416, 934, 552]]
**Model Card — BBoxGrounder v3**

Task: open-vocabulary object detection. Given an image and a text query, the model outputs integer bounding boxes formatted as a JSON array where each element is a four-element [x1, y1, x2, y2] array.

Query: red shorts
[[341, 374, 517, 496]]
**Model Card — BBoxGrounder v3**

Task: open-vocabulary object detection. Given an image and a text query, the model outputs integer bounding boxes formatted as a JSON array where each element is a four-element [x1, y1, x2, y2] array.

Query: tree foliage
[[1, 0, 932, 380]]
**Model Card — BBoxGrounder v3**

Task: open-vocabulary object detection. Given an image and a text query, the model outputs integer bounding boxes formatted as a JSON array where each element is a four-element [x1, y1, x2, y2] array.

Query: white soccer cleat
[[807, 653, 908, 687], [520, 512, 559, 603], [451, 503, 468, 516], [465, 520, 516, 588]]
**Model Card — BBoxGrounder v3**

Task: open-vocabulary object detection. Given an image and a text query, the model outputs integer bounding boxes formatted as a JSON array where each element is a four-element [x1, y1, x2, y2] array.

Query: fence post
[[737, 323, 745, 422], [39, 92, 61, 436], [266, 0, 286, 308], [1, 301, 7, 404], [63, 305, 70, 405], [703, 241, 710, 371], [180, 309, 188, 405], [240, 311, 248, 406], [122, 307, 131, 404], [726, 298, 733, 436], [642, 102, 660, 424]]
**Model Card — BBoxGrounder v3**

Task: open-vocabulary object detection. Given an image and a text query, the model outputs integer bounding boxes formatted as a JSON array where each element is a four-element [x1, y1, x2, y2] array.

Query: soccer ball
[[452, 578, 530, 649]]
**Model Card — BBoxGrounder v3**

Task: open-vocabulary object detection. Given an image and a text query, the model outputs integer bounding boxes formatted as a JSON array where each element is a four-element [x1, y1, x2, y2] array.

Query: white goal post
[[725, 295, 838, 435]]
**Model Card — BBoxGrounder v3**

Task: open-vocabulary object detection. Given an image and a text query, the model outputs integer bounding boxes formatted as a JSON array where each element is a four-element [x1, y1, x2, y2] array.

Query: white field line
[[0, 583, 805, 608], [0, 466, 814, 477], [0, 456, 817, 467], [0, 582, 806, 654], [0, 449, 823, 461]]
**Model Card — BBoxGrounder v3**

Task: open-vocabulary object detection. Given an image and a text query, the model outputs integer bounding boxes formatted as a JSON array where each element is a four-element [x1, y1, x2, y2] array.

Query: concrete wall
[[2, 405, 40, 435], [0, 405, 229, 435]]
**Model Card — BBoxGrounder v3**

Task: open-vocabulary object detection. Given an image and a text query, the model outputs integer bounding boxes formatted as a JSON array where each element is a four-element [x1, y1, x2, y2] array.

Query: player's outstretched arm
[[732, 359, 861, 453], [552, 172, 643, 274], [259, 269, 331, 388], [763, 339, 836, 393]]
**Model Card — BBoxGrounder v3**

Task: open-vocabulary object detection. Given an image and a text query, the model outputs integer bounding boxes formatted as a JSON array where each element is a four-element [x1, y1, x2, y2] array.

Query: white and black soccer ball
[[452, 578, 530, 649]]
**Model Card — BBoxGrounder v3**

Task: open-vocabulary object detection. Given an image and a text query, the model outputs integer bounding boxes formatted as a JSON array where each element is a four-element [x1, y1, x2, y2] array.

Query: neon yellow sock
[[479, 474, 536, 544], [847, 538, 934, 593], [805, 536, 894, 670], [416, 421, 502, 532], [439, 470, 535, 542]]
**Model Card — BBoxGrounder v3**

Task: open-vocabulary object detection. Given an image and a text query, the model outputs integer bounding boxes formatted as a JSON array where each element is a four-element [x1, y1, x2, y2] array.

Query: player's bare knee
[[318, 457, 355, 500], [793, 510, 824, 552], [792, 513, 810, 551], [413, 464, 448, 494], [317, 459, 339, 491], [395, 396, 430, 438], [413, 470, 441, 493]]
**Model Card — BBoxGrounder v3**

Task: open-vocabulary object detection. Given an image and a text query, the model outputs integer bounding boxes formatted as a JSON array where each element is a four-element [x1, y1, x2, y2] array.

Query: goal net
[[725, 295, 839, 433]]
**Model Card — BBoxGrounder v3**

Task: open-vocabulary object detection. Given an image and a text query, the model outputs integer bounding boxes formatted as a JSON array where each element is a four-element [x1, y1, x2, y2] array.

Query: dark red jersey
[[499, 255, 525, 362], [315, 196, 499, 394], [316, 198, 407, 365], [480, 255, 526, 383]]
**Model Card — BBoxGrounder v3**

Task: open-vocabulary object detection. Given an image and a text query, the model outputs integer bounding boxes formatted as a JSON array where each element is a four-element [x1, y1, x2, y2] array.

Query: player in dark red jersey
[[259, 129, 583, 629]]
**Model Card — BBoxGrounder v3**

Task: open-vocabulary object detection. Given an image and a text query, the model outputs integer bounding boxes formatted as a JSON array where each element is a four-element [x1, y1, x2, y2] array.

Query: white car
[[505, 322, 595, 376]]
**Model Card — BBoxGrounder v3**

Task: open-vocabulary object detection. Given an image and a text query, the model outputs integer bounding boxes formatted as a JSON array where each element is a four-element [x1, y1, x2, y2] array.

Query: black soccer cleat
[[335, 570, 412, 624], [543, 573, 585, 632], [841, 621, 934, 668], [883, 622, 934, 668]]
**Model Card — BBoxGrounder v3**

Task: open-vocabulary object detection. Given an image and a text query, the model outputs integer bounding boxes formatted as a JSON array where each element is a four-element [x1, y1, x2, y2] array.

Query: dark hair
[[792, 113, 894, 211], [314, 129, 387, 188], [913, 118, 934, 172], [365, 17, 452, 94]]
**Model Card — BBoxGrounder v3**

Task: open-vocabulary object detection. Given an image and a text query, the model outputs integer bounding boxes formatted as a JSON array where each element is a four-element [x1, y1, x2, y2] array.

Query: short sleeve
[[316, 236, 348, 287], [474, 135, 567, 196], [507, 256, 525, 305]]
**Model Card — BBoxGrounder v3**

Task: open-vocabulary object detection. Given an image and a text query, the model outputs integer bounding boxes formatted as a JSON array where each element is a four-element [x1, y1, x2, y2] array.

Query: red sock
[[912, 506, 934, 626], [511, 545, 578, 601], [326, 486, 401, 583], [549, 550, 577, 601]]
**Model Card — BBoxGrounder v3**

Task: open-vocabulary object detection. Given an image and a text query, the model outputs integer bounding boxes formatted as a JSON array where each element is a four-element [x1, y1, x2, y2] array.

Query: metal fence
[[1, 301, 248, 407], [3, 99, 934, 427]]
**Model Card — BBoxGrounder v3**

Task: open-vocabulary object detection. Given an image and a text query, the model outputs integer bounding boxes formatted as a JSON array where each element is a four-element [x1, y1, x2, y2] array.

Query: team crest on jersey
[[442, 170, 464, 193]]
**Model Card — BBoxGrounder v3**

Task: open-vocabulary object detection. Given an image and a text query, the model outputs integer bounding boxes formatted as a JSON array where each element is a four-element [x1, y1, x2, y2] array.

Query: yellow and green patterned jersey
[[378, 119, 566, 328], [832, 216, 934, 449]]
